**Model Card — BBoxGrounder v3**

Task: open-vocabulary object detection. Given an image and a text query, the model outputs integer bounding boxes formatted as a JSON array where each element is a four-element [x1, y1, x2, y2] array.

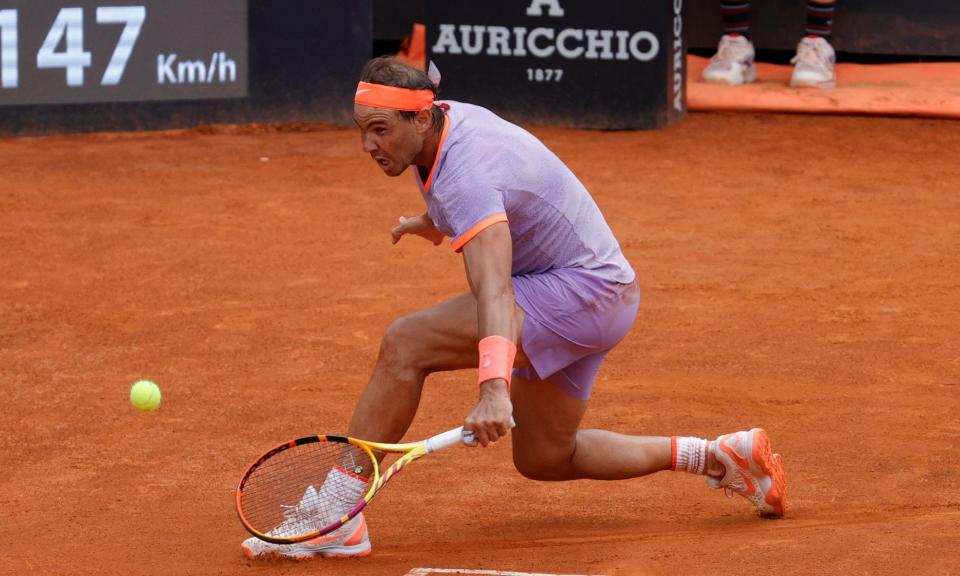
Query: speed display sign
[[0, 0, 247, 106]]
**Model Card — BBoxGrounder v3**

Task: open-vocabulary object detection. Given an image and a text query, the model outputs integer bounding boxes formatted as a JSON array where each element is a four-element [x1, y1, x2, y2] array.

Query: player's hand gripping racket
[[236, 426, 476, 544]]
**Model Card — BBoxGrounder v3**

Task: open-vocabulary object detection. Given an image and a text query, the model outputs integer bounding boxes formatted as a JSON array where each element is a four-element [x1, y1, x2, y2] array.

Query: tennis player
[[241, 56, 787, 560]]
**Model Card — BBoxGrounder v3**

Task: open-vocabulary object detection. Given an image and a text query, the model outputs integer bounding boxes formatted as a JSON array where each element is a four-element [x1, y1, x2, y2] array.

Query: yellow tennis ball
[[130, 379, 162, 412]]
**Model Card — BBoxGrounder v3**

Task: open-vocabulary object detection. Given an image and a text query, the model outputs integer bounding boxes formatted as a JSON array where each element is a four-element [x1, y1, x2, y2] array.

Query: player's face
[[353, 105, 423, 177]]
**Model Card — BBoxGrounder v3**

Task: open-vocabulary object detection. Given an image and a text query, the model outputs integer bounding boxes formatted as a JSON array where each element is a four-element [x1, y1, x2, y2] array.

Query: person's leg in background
[[702, 1, 757, 86], [791, 0, 837, 88]]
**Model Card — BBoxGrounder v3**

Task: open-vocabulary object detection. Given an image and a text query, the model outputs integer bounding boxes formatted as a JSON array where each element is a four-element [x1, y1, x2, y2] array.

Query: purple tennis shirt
[[413, 101, 635, 285]]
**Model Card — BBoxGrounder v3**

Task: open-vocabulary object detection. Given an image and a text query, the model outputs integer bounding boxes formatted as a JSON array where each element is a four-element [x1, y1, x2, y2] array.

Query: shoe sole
[[241, 541, 371, 560], [750, 428, 787, 517], [703, 65, 757, 86]]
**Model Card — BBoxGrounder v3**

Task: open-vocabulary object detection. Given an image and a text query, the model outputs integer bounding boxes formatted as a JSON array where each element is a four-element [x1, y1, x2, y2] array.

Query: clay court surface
[[2, 112, 959, 575]]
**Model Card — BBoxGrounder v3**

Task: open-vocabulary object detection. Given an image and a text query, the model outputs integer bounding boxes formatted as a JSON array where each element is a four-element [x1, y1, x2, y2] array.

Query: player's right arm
[[460, 221, 517, 446]]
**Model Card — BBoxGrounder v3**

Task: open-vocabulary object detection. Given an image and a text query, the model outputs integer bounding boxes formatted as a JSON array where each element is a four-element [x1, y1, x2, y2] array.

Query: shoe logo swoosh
[[738, 471, 757, 496], [720, 437, 751, 470], [306, 533, 343, 545]]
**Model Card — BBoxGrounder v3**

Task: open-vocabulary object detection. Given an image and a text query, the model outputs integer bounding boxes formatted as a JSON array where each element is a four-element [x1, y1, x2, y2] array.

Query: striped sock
[[806, 0, 836, 39], [720, 1, 751, 39], [671, 437, 709, 475]]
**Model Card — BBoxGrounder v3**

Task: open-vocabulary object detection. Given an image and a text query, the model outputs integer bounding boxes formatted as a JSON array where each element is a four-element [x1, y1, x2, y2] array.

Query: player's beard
[[379, 156, 405, 177], [377, 149, 416, 177]]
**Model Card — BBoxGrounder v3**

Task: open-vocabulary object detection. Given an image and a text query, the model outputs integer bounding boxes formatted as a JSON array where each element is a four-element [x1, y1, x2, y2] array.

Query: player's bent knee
[[512, 451, 575, 482], [379, 315, 429, 372]]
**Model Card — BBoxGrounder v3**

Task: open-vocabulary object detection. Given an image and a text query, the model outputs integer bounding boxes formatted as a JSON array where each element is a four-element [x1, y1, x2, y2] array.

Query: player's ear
[[414, 108, 433, 134]]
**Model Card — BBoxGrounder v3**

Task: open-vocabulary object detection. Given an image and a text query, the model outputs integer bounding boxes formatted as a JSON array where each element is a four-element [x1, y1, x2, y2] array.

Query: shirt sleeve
[[433, 166, 508, 253]]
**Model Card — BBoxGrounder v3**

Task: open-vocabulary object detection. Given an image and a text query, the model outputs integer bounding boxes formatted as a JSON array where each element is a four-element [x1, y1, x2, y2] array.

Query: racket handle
[[424, 418, 517, 452], [424, 427, 472, 452]]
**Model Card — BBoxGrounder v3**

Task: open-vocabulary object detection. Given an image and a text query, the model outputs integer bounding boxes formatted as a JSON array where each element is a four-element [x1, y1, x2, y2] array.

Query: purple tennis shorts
[[511, 268, 640, 400]]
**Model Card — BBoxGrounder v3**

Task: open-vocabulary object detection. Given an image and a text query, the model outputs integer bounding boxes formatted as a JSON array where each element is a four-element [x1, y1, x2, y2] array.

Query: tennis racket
[[236, 426, 476, 544]]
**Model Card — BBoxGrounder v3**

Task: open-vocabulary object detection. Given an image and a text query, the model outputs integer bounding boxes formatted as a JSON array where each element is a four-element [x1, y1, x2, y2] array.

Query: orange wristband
[[478, 335, 517, 389]]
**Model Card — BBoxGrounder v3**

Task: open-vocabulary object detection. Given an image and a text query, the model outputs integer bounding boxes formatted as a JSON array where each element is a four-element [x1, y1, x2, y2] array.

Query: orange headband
[[355, 81, 435, 111]]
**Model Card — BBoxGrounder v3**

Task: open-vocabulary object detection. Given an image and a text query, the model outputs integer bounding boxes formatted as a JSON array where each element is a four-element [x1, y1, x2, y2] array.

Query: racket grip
[[426, 418, 516, 451], [424, 427, 473, 452]]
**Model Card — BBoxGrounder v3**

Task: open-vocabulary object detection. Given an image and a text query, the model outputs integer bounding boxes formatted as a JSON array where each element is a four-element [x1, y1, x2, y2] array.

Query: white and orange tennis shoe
[[702, 34, 757, 86], [241, 511, 371, 559], [707, 428, 787, 517]]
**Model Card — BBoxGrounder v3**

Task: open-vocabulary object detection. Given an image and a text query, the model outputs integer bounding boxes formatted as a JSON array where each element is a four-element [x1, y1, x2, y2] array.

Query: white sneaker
[[790, 36, 836, 88], [240, 485, 372, 559], [702, 35, 757, 86], [241, 512, 371, 559], [707, 428, 787, 517]]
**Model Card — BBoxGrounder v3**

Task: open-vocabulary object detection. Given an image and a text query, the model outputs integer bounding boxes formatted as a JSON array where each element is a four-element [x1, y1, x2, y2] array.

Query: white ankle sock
[[671, 436, 709, 475], [318, 465, 369, 519]]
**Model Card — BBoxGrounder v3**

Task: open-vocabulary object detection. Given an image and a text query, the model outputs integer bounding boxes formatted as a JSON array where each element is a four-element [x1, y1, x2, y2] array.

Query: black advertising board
[[424, 0, 685, 130], [0, 0, 371, 136], [374, 0, 425, 41]]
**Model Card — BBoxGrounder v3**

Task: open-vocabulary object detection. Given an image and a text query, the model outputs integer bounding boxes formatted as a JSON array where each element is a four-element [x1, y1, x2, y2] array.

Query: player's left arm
[[392, 213, 445, 245], [461, 221, 518, 446]]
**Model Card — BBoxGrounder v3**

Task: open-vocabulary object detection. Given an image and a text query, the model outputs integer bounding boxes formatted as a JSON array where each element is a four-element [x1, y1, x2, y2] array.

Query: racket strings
[[240, 441, 374, 539]]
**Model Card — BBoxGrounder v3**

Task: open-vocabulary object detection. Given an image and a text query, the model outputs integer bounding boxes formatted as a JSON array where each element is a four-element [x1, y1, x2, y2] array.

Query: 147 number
[[0, 6, 146, 89]]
